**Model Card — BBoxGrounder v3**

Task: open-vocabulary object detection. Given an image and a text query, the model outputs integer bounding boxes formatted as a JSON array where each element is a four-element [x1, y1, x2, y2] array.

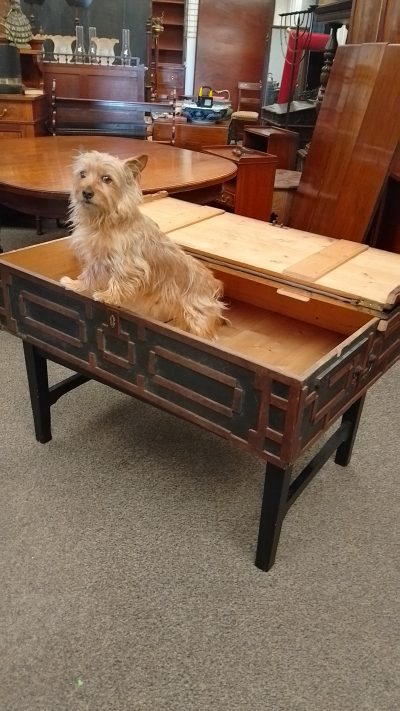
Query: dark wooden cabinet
[[202, 145, 277, 221], [154, 63, 185, 99], [151, 0, 185, 97], [0, 94, 48, 138], [41, 62, 145, 102], [152, 0, 185, 65], [242, 127, 299, 171]]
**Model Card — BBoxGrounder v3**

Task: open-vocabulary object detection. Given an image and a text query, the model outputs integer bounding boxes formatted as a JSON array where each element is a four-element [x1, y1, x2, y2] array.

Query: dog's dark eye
[[79, 170, 86, 179], [102, 175, 112, 184]]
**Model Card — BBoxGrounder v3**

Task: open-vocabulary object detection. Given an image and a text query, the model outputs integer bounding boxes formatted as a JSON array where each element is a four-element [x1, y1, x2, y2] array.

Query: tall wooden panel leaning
[[288, 43, 400, 248]]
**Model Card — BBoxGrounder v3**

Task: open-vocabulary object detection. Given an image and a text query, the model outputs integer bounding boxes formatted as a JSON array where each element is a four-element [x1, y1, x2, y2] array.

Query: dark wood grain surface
[[288, 43, 400, 244], [193, 0, 274, 111], [348, 0, 400, 43]]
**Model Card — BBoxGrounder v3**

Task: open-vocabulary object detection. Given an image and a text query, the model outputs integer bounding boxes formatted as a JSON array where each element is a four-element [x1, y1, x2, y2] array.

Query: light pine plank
[[139, 196, 224, 233], [283, 240, 368, 281]]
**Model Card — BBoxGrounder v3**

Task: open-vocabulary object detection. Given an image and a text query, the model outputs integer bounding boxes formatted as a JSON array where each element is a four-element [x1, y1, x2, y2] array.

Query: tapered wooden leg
[[334, 394, 366, 467], [255, 462, 292, 571], [23, 342, 52, 443], [35, 216, 43, 235]]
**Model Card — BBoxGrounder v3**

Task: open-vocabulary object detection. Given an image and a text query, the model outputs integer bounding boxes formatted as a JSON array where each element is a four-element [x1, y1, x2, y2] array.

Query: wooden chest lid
[[140, 197, 400, 313]]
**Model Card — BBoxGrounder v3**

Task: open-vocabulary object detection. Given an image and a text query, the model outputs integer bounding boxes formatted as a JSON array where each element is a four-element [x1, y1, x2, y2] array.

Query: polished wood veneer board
[[348, 0, 400, 44], [288, 43, 400, 243]]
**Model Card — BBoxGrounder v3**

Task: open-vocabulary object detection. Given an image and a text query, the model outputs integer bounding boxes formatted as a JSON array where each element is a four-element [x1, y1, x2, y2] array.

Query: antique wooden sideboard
[[1, 197, 399, 571], [41, 61, 146, 103]]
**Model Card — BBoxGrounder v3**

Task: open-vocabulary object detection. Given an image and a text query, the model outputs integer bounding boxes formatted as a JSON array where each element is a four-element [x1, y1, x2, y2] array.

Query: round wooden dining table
[[0, 135, 237, 220]]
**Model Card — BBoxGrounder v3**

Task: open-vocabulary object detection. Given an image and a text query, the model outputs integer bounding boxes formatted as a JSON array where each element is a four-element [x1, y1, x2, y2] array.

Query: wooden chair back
[[237, 81, 262, 113]]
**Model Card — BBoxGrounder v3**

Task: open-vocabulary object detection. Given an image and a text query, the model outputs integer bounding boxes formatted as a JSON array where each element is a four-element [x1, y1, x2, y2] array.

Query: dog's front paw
[[92, 290, 107, 302], [60, 276, 85, 293], [60, 275, 74, 287]]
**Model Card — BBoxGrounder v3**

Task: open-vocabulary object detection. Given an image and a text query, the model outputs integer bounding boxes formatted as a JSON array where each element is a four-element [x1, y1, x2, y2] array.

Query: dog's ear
[[125, 154, 148, 177]]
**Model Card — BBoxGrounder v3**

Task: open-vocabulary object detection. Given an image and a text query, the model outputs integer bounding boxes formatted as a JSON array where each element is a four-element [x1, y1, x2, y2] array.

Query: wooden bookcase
[[151, 0, 185, 97]]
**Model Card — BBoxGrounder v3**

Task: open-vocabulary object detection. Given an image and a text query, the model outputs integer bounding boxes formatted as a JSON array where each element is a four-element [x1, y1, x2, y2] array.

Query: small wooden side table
[[202, 145, 277, 221], [0, 93, 48, 138], [243, 126, 299, 170]]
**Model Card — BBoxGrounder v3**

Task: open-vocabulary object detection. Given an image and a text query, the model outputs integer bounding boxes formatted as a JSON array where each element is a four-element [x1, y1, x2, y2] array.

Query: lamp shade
[[0, 43, 22, 94]]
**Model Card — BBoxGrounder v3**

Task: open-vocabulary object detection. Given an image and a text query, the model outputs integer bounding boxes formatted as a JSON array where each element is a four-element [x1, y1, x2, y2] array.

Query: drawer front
[[157, 65, 185, 89], [298, 312, 400, 456], [0, 101, 33, 122], [2, 271, 303, 462], [0, 128, 23, 138]]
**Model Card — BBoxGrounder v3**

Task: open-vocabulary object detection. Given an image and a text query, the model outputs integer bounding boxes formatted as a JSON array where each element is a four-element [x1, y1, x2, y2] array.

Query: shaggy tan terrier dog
[[60, 150, 225, 339]]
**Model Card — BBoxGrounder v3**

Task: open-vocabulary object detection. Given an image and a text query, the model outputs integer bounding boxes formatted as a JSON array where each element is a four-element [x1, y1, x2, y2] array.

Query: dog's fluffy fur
[[60, 150, 225, 339]]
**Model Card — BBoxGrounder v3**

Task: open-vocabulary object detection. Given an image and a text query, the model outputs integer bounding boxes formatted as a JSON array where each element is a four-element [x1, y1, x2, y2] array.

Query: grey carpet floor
[[0, 222, 399, 710]]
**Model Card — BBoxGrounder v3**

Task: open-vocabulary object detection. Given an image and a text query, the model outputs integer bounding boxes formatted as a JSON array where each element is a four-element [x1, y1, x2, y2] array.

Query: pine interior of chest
[[2, 238, 375, 379]]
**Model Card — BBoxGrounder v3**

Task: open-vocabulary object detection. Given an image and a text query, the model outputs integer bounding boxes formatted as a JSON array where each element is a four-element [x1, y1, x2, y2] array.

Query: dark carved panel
[[9, 275, 91, 361], [299, 312, 400, 456]]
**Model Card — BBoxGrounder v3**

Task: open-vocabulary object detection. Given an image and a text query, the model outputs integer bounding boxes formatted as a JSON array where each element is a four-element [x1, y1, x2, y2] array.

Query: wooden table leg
[[255, 462, 292, 571], [23, 343, 90, 444], [255, 394, 366, 571], [23, 342, 52, 443], [335, 394, 366, 466]]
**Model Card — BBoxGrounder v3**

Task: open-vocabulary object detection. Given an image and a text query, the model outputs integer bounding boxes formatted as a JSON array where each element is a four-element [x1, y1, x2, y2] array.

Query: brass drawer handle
[[0, 108, 8, 119]]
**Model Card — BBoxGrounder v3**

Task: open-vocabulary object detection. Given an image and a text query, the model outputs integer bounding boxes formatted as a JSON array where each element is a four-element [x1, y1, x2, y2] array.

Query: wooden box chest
[[1, 197, 399, 571]]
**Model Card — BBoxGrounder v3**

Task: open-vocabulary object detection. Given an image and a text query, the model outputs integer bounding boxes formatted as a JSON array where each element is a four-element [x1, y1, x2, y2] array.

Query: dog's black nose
[[82, 188, 94, 201]]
